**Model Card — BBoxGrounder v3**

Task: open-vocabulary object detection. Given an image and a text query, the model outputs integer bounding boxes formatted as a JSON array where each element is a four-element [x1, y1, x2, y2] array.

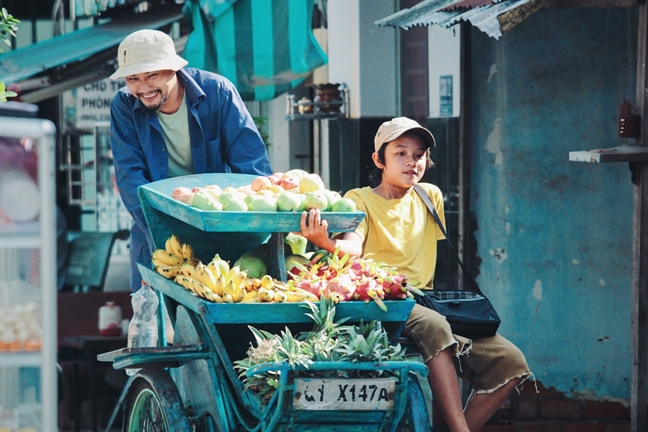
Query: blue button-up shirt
[[110, 68, 272, 292]]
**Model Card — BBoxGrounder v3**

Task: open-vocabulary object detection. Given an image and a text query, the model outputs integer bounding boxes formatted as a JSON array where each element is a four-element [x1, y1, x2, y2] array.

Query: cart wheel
[[125, 368, 192, 432]]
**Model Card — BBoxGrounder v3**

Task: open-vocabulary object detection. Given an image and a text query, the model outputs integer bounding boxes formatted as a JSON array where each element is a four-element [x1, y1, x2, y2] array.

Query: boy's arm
[[299, 209, 363, 257]]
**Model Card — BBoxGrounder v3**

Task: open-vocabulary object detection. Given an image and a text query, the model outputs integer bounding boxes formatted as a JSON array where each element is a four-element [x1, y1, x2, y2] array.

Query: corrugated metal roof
[[375, 0, 542, 39], [0, 4, 183, 85]]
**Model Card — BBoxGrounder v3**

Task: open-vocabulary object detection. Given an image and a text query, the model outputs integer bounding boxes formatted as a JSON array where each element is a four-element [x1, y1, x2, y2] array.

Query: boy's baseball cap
[[109, 29, 188, 80], [374, 117, 436, 152]]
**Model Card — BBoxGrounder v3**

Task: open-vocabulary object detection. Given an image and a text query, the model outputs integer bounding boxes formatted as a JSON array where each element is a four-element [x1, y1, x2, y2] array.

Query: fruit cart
[[99, 173, 431, 432]]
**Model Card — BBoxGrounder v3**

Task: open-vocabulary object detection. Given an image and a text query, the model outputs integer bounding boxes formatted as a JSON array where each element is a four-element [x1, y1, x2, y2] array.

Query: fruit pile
[[286, 251, 421, 312], [152, 235, 318, 303], [170, 169, 357, 213]]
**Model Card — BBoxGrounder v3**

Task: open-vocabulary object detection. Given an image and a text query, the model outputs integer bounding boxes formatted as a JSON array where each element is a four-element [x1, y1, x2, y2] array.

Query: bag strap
[[413, 184, 483, 295]]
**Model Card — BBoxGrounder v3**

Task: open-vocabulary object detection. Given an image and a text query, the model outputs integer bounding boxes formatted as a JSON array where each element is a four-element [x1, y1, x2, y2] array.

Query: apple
[[268, 172, 284, 185], [171, 187, 194, 204], [279, 174, 300, 191], [251, 176, 272, 192]]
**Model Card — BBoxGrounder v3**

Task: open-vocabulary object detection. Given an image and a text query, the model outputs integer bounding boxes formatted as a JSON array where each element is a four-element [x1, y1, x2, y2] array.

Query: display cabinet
[[0, 116, 57, 431]]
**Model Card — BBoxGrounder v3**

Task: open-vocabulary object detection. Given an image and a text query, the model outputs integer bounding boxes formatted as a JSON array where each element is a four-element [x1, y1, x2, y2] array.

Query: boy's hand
[[299, 209, 332, 250]]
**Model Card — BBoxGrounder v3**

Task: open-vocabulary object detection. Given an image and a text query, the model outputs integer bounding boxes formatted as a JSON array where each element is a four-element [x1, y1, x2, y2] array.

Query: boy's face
[[373, 133, 428, 189], [125, 69, 178, 112]]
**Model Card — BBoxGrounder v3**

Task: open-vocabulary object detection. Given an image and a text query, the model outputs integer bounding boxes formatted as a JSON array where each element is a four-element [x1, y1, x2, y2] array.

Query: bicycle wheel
[[125, 368, 191, 432]]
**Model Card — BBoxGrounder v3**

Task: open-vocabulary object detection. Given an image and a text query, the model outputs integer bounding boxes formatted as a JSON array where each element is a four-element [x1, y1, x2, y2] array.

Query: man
[[109, 29, 272, 292]]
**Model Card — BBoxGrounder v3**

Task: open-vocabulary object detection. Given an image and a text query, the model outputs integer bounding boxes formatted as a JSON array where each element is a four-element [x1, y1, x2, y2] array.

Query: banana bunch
[[173, 255, 249, 303], [249, 275, 319, 303], [152, 234, 196, 278], [154, 240, 320, 304]]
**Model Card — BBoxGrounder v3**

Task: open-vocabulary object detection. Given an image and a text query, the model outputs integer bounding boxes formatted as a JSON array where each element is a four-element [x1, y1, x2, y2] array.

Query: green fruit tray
[[138, 173, 365, 233]]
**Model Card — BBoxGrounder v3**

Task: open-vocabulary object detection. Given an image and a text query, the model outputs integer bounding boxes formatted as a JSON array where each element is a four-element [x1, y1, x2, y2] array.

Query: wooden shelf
[[569, 145, 648, 163]]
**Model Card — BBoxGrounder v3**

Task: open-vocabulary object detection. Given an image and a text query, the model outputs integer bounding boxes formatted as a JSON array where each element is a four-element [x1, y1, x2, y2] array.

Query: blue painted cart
[[98, 174, 432, 432]]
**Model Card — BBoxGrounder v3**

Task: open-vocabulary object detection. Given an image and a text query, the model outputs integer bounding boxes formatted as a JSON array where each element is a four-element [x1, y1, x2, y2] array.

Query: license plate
[[293, 378, 396, 410]]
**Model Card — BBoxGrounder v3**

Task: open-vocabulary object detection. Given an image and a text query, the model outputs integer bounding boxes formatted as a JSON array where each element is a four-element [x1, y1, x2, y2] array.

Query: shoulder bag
[[413, 184, 501, 339]]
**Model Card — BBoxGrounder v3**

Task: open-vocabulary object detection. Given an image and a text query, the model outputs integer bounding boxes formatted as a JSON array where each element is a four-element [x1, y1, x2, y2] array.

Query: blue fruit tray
[[138, 173, 365, 281], [140, 264, 413, 331], [138, 173, 364, 233]]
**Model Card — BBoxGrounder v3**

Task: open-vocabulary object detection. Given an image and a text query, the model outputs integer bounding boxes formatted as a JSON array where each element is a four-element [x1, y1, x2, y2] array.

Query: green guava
[[276, 192, 303, 212], [331, 198, 357, 212]]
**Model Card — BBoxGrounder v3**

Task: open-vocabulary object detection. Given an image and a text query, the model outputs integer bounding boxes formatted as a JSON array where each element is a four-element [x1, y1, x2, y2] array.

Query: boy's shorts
[[402, 304, 532, 394]]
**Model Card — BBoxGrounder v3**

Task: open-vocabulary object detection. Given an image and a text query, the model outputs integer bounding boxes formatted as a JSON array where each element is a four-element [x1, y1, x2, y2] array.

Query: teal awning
[[183, 0, 327, 101], [0, 5, 183, 101]]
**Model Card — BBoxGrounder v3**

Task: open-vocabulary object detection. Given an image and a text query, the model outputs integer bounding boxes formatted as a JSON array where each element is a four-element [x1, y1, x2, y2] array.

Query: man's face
[[125, 69, 177, 111]]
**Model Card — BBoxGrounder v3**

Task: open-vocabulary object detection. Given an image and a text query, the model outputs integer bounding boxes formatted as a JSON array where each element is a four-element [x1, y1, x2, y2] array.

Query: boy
[[300, 117, 531, 432]]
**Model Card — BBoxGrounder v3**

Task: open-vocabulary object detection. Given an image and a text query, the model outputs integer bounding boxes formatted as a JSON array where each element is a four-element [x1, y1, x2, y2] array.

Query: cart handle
[[245, 360, 429, 378]]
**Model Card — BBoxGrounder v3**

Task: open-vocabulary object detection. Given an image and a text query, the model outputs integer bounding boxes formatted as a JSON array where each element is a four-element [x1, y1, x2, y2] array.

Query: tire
[[124, 368, 192, 432]]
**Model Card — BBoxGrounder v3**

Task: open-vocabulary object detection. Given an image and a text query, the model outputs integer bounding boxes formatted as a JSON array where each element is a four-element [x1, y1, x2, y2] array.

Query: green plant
[[233, 298, 407, 402], [253, 115, 271, 150], [0, 8, 20, 102]]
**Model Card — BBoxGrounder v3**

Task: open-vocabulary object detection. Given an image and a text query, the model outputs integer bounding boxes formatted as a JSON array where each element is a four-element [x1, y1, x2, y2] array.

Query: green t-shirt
[[344, 183, 446, 288], [157, 94, 193, 177]]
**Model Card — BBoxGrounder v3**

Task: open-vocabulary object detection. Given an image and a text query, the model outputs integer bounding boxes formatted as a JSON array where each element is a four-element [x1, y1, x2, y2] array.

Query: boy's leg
[[426, 348, 471, 432], [454, 333, 532, 431], [463, 377, 521, 431]]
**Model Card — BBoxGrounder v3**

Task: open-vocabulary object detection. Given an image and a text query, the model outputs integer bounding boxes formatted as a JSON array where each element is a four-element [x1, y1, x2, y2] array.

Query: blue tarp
[[182, 0, 328, 101]]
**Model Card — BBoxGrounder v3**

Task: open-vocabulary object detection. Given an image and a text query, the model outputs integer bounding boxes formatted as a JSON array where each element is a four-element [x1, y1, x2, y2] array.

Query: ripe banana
[[166, 234, 184, 257], [243, 290, 258, 302], [229, 268, 247, 291], [257, 287, 275, 303], [175, 275, 196, 294], [200, 264, 218, 291], [180, 262, 198, 280], [210, 254, 230, 276], [273, 290, 287, 303], [222, 292, 234, 303], [260, 275, 274, 290], [212, 274, 226, 296], [152, 249, 183, 267], [231, 285, 246, 303], [285, 290, 319, 303], [155, 265, 182, 279], [185, 256, 201, 267], [181, 242, 194, 260], [207, 260, 221, 279], [203, 289, 224, 303]]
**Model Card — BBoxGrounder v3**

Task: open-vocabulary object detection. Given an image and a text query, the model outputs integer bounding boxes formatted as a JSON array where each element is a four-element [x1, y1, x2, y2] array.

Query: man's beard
[[139, 90, 170, 111]]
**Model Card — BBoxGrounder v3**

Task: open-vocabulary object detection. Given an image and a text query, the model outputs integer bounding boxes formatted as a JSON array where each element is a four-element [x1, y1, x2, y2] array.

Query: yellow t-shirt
[[344, 183, 446, 288]]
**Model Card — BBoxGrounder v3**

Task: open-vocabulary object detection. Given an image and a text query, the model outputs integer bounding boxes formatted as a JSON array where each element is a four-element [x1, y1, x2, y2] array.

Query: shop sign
[[63, 78, 126, 132]]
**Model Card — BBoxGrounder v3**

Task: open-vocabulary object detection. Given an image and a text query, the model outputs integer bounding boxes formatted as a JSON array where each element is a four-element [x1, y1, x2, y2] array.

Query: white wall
[[428, 25, 461, 118], [328, 0, 399, 118], [266, 96, 290, 174]]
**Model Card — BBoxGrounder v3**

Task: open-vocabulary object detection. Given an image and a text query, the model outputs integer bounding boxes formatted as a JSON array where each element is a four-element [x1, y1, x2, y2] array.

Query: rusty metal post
[[631, 2, 648, 432]]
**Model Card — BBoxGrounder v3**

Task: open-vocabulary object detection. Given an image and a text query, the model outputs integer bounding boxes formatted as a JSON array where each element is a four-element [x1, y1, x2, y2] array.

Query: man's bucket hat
[[374, 117, 436, 152], [110, 29, 188, 80]]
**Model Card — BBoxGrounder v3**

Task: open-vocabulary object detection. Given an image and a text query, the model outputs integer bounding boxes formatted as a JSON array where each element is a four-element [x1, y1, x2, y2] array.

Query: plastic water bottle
[[126, 284, 159, 376]]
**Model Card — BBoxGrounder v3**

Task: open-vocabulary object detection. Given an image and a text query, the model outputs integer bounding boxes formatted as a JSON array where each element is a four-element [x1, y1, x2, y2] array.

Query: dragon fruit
[[322, 274, 356, 303], [353, 277, 387, 311]]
